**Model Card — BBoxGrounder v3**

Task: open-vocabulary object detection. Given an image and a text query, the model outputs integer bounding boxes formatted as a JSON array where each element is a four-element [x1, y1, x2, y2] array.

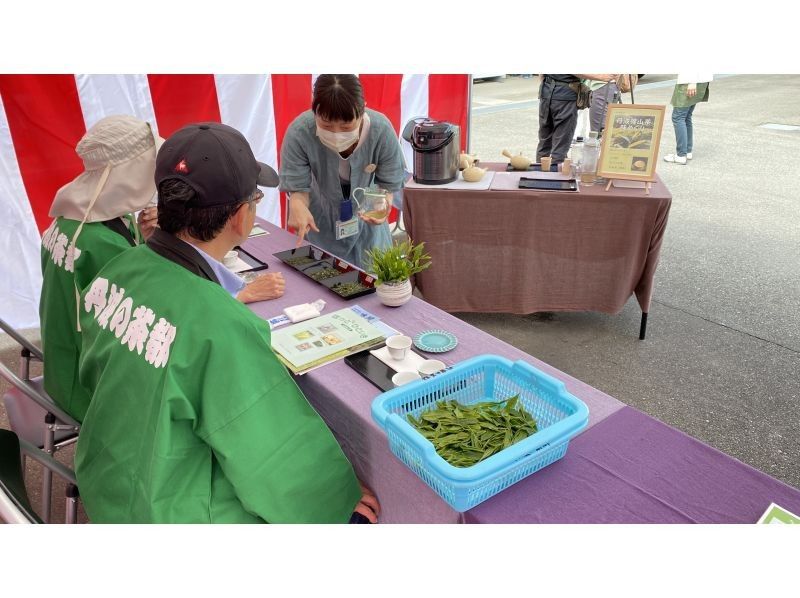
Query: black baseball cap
[[155, 122, 279, 208]]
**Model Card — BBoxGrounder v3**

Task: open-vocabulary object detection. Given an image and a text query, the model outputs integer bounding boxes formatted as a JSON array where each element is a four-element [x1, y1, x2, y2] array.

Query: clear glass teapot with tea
[[352, 186, 390, 221]]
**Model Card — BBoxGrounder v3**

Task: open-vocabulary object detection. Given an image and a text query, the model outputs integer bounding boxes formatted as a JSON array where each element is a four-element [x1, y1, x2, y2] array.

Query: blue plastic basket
[[371, 354, 589, 512]]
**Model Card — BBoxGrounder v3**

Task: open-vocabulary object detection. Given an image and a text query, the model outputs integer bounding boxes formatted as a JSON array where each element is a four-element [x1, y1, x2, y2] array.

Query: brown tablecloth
[[403, 163, 672, 314]]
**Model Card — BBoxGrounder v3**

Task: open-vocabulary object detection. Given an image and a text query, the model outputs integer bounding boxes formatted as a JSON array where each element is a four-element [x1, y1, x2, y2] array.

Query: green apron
[[75, 244, 361, 523], [671, 82, 710, 108], [39, 216, 136, 422]]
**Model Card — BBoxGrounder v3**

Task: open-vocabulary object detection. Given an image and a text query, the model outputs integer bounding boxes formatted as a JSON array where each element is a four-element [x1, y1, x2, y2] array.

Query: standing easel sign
[[598, 104, 666, 194]]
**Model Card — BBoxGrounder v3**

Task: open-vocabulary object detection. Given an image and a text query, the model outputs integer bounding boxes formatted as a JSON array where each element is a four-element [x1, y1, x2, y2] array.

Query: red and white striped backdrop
[[0, 74, 470, 329]]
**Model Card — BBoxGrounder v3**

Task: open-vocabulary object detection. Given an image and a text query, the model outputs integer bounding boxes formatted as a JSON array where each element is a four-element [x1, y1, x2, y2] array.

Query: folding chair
[[0, 428, 79, 524], [0, 317, 81, 522]]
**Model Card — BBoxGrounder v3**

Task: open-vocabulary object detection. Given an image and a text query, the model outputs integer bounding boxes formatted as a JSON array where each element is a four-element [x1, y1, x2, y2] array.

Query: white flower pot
[[376, 279, 412, 307]]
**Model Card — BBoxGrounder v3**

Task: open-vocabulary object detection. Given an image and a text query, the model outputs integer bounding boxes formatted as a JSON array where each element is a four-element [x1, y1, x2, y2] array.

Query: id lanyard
[[335, 187, 358, 241]]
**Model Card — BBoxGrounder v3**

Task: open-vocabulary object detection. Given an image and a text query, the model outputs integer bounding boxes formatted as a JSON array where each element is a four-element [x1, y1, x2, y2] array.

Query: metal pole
[[41, 412, 56, 523], [19, 348, 31, 380], [65, 484, 79, 524], [465, 75, 473, 154]]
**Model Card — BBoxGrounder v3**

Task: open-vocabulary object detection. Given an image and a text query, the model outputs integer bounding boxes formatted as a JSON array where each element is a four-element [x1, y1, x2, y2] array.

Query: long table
[[242, 221, 800, 523], [402, 164, 672, 339], [465, 407, 800, 523]]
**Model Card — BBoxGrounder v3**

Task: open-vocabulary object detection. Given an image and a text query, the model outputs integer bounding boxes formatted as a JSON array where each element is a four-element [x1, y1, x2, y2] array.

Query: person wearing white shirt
[[664, 74, 713, 165]]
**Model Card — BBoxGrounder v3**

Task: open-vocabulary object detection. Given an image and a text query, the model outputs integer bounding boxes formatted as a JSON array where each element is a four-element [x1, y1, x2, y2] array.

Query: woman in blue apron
[[279, 74, 405, 269]]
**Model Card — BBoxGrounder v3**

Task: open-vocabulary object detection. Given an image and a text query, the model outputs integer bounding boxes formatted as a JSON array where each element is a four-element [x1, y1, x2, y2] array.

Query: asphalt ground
[[460, 74, 800, 489], [2, 74, 798, 525]]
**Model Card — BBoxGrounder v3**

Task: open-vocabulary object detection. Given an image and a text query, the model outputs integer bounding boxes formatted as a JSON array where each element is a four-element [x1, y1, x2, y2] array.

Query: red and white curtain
[[0, 74, 470, 329]]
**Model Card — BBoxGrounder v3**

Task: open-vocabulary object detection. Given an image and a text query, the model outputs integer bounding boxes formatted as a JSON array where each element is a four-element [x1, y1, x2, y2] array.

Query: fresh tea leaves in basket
[[406, 395, 538, 468]]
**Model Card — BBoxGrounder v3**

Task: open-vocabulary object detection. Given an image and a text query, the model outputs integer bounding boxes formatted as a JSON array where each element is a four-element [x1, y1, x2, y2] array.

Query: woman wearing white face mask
[[279, 74, 405, 269]]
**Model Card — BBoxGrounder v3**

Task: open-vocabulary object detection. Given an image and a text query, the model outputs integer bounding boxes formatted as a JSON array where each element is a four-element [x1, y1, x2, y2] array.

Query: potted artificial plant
[[365, 239, 431, 307]]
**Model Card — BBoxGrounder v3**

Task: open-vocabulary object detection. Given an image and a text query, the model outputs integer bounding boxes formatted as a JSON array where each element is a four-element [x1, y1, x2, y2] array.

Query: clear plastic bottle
[[580, 131, 600, 185], [569, 136, 584, 163]]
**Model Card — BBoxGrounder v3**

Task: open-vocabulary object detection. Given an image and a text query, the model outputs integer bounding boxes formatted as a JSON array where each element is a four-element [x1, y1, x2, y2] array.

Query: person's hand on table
[[288, 194, 319, 247], [236, 272, 285, 304], [137, 206, 159, 241], [353, 481, 380, 523], [687, 83, 697, 98]]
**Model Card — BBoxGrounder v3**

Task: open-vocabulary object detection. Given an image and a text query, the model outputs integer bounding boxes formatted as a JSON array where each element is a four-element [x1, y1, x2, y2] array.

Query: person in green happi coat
[[74, 122, 378, 524], [40, 116, 286, 424], [40, 115, 163, 422]]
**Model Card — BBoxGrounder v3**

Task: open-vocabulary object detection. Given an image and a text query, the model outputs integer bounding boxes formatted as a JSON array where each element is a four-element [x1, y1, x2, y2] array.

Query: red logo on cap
[[174, 159, 189, 174]]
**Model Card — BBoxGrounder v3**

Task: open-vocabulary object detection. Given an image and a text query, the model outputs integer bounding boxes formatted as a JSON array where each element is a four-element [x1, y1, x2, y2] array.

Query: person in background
[[664, 74, 713, 165], [75, 122, 379, 523], [40, 115, 162, 422], [537, 74, 619, 163], [587, 75, 620, 137], [280, 74, 405, 269]]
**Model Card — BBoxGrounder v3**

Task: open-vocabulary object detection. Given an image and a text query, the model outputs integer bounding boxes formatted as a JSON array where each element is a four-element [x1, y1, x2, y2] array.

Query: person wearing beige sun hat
[[40, 114, 163, 422]]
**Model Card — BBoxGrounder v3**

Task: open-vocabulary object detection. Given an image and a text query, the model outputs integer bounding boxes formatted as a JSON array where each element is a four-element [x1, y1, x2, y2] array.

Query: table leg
[[639, 312, 648, 340]]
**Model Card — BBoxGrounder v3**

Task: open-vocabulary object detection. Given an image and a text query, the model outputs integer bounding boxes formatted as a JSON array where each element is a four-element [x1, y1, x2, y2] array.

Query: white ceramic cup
[[386, 335, 412, 360], [418, 359, 446, 376], [392, 371, 421, 386], [223, 250, 238, 268]]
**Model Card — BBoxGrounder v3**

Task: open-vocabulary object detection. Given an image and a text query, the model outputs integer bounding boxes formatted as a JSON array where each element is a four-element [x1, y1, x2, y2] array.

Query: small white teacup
[[417, 359, 446, 377], [392, 371, 421, 386], [386, 335, 412, 361], [223, 250, 239, 268]]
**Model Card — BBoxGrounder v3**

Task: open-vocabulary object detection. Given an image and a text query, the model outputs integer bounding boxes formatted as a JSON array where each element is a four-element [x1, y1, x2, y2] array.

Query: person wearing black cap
[[74, 122, 378, 523], [142, 125, 286, 304]]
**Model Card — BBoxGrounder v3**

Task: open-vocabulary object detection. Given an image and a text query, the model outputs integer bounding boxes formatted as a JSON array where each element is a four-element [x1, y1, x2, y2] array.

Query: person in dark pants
[[537, 74, 619, 163]]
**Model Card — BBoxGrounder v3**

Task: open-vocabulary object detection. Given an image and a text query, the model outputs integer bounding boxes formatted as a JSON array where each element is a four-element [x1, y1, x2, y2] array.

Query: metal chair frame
[[0, 429, 79, 524], [0, 317, 81, 522]]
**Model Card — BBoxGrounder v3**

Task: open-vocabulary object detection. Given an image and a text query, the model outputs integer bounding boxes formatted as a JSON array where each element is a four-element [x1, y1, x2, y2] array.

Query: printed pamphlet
[[271, 307, 385, 374]]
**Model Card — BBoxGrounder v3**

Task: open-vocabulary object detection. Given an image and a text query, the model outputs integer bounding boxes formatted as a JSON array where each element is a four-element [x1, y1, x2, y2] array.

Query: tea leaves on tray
[[309, 267, 342, 281], [285, 255, 317, 267], [406, 395, 538, 468], [331, 281, 369, 297]]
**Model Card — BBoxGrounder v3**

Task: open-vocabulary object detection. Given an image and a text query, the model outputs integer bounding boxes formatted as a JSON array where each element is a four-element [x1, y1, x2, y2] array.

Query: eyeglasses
[[243, 189, 264, 207]]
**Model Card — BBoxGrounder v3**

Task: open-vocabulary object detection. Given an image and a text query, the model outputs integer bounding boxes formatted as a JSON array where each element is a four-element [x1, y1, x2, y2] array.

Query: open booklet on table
[[271, 307, 386, 375]]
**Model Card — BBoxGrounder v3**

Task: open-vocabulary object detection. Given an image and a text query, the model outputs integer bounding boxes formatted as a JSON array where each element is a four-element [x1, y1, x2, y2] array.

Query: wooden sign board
[[598, 104, 666, 183]]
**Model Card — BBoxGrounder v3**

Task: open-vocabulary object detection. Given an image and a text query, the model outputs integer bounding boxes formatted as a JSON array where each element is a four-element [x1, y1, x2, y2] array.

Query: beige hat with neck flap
[[50, 114, 164, 223]]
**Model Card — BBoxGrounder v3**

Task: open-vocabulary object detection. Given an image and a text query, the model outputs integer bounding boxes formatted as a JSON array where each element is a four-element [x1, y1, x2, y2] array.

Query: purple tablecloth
[[241, 222, 800, 523], [464, 406, 800, 523], [242, 221, 624, 523]]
